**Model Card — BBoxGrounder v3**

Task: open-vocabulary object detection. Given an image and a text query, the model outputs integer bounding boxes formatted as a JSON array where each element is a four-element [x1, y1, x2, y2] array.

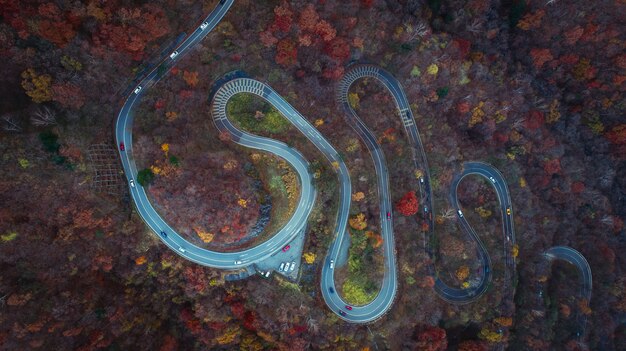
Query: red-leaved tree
[[396, 191, 419, 216]]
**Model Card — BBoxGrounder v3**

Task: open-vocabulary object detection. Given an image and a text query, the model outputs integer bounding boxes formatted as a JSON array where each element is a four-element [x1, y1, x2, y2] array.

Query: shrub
[[137, 168, 155, 186]]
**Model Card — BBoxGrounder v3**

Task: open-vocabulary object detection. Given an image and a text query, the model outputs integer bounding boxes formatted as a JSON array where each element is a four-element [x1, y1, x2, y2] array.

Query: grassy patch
[[226, 93, 290, 134], [341, 229, 381, 305]]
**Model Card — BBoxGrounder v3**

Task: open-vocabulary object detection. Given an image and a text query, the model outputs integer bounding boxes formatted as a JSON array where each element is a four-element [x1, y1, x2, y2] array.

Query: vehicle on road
[[329, 259, 334, 269], [345, 305, 353, 310], [486, 266, 490, 273], [282, 245, 290, 252], [329, 287, 334, 293], [234, 260, 242, 265], [130, 179, 135, 188], [387, 211, 391, 220], [420, 177, 424, 184], [169, 50, 179, 59], [289, 262, 295, 271], [457, 210, 463, 217], [160, 231, 167, 238], [200, 21, 209, 30], [119, 143, 125, 151], [339, 310, 347, 316], [279, 262, 285, 271], [265, 271, 271, 277], [178, 246, 185, 253], [506, 208, 511, 215], [539, 290, 543, 297], [134, 86, 142, 94], [489, 176, 496, 183], [424, 206, 428, 213]]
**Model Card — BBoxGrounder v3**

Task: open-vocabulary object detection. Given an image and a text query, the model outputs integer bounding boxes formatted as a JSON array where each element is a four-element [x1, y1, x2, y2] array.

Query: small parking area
[[255, 226, 307, 281]]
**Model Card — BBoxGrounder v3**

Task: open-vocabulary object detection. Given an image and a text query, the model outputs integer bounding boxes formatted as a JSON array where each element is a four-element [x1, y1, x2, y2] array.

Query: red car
[[345, 305, 353, 310], [282, 245, 290, 252], [386, 212, 391, 220], [119, 143, 125, 151]]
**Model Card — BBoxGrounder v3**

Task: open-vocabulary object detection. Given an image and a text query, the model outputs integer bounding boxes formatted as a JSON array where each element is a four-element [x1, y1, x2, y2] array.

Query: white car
[[130, 179, 135, 188], [279, 262, 285, 271], [169, 50, 179, 59], [134, 86, 142, 94], [289, 262, 296, 271], [200, 21, 209, 30], [489, 176, 496, 183], [265, 271, 271, 277], [234, 260, 242, 265], [457, 210, 463, 217], [420, 177, 424, 184], [329, 260, 334, 269], [178, 246, 186, 253]]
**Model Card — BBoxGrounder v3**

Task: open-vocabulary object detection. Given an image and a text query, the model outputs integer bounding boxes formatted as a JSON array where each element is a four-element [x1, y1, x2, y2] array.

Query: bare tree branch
[[31, 106, 57, 126], [2, 115, 22, 132]]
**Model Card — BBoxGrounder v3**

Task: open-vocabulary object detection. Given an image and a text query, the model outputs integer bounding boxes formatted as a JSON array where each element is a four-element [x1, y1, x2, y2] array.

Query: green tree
[[137, 168, 155, 186], [39, 131, 60, 153]]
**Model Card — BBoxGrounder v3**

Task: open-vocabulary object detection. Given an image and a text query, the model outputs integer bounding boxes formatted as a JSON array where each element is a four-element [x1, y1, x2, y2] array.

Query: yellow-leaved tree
[[21, 69, 52, 103], [303, 252, 316, 264], [348, 92, 360, 109], [194, 227, 214, 243], [216, 326, 241, 345], [479, 328, 503, 343], [349, 213, 367, 230]]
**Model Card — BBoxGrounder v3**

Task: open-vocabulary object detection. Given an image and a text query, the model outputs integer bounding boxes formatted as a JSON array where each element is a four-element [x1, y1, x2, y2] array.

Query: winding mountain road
[[115, 0, 315, 269], [114, 0, 592, 330], [438, 161, 517, 302], [333, 65, 517, 309]]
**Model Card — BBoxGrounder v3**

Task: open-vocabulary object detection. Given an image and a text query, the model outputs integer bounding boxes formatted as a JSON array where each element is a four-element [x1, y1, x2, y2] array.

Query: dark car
[[119, 143, 125, 151], [386, 212, 391, 220], [282, 245, 291, 252], [160, 231, 167, 238], [345, 305, 353, 311], [329, 287, 334, 293], [339, 310, 347, 316]]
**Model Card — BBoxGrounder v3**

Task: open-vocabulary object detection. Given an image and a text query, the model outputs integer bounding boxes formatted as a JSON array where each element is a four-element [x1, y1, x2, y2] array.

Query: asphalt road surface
[[334, 65, 518, 308], [114, 0, 591, 328], [437, 161, 517, 303], [115, 0, 314, 269], [543, 246, 592, 340]]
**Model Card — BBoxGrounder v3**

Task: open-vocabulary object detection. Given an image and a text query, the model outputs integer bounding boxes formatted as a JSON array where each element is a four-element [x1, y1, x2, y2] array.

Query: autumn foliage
[[275, 39, 298, 67], [349, 213, 367, 231], [396, 191, 419, 216], [412, 325, 448, 351], [605, 124, 626, 145], [21, 69, 52, 103]]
